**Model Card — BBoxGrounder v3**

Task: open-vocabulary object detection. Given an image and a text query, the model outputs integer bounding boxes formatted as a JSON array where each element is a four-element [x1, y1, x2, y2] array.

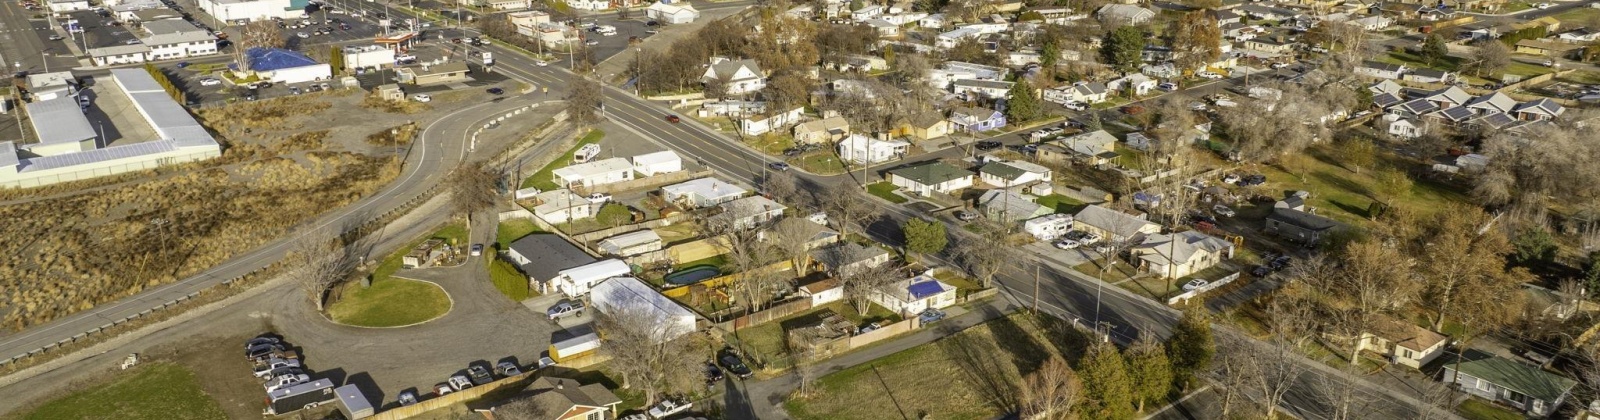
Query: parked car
[[975, 140, 1002, 150], [585, 40, 599, 45], [1251, 265, 1272, 277], [705, 363, 724, 384], [289, 86, 300, 95], [199, 78, 221, 86], [1062, 101, 1088, 111], [858, 322, 882, 334], [470, 243, 483, 256], [586, 192, 612, 203], [245, 334, 281, 349], [648, 399, 693, 419], [297, 32, 310, 38], [718, 349, 753, 379], [1197, 71, 1223, 79], [1182, 279, 1210, 291], [955, 210, 979, 222], [246, 343, 285, 360], [398, 390, 419, 406], [665, 114, 681, 123], [447, 375, 473, 391], [546, 301, 585, 320], [495, 361, 522, 378], [433, 382, 453, 396], [1054, 239, 1081, 250], [252, 358, 302, 378], [534, 60, 549, 66], [47, 33, 64, 40], [918, 308, 946, 324], [264, 373, 310, 392], [411, 94, 432, 102], [466, 365, 494, 385], [1213, 205, 1235, 217], [1269, 255, 1292, 271], [487, 87, 504, 95]]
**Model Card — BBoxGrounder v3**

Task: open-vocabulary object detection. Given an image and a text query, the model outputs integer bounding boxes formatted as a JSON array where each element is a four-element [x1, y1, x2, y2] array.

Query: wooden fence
[[367, 371, 536, 420], [848, 318, 920, 348]]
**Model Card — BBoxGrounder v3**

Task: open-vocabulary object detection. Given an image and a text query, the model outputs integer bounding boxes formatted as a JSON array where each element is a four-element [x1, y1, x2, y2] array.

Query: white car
[[198, 78, 221, 86], [1197, 71, 1223, 80], [585, 40, 600, 45], [587, 192, 612, 203], [411, 94, 432, 102], [1054, 239, 1081, 250], [1063, 101, 1088, 111], [1270, 62, 1289, 69], [448, 375, 473, 391], [296, 32, 309, 38], [1213, 205, 1236, 217], [1536, 2, 1552, 8], [534, 60, 548, 67], [1182, 279, 1210, 291], [396, 54, 416, 62]]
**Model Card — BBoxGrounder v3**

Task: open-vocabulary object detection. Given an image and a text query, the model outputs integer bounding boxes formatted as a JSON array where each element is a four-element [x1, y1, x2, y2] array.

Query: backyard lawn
[[496, 218, 543, 250], [784, 312, 1090, 420], [1457, 398, 1523, 420], [1034, 193, 1087, 214], [729, 301, 906, 373], [328, 277, 452, 327], [1257, 147, 1470, 226], [21, 363, 226, 420], [866, 182, 909, 204], [794, 150, 846, 175], [521, 129, 605, 190]]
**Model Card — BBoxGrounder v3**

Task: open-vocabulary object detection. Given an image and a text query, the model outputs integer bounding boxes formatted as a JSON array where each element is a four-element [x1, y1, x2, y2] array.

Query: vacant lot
[[1256, 146, 1469, 227], [19, 363, 226, 420], [784, 313, 1090, 420]]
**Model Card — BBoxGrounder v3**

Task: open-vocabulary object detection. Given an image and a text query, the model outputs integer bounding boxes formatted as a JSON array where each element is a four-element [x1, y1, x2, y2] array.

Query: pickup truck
[[546, 301, 585, 320]]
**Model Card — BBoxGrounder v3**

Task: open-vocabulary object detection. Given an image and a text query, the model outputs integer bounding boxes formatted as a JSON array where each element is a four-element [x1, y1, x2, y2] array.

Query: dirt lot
[[0, 91, 426, 332]]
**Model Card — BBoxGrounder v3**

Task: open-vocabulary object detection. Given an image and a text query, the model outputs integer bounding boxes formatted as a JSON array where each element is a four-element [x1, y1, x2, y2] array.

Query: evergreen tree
[[902, 218, 948, 255], [1103, 26, 1146, 72], [1127, 334, 1174, 412], [1079, 341, 1136, 420], [1006, 78, 1041, 123], [1421, 34, 1449, 66], [1166, 306, 1215, 389]]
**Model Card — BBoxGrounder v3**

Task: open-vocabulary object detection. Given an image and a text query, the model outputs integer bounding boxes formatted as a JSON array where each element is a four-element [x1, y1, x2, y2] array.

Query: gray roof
[[1514, 98, 1563, 116], [141, 30, 215, 46], [979, 189, 1048, 221], [88, 44, 150, 57], [953, 79, 1014, 90], [1073, 204, 1157, 238], [496, 376, 623, 415], [26, 96, 97, 145], [508, 234, 596, 280], [888, 161, 974, 185], [19, 140, 175, 172], [809, 242, 889, 270], [1360, 60, 1404, 72], [706, 58, 761, 80], [0, 141, 18, 168], [141, 19, 205, 36], [1267, 208, 1338, 231], [1073, 82, 1107, 96], [112, 68, 218, 148], [1135, 231, 1232, 266], [1450, 354, 1576, 403]]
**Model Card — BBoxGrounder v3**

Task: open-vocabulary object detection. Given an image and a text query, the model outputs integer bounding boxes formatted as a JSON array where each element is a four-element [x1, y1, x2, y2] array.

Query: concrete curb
[[320, 276, 456, 330]]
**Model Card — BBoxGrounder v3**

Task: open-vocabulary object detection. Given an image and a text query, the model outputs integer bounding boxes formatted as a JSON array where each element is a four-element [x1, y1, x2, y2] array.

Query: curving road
[[0, 95, 552, 364]]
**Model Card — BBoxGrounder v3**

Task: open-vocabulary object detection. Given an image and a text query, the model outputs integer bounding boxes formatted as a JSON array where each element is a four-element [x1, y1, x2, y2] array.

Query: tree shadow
[[1026, 311, 1094, 360], [936, 326, 1022, 414], [1310, 170, 1371, 200]]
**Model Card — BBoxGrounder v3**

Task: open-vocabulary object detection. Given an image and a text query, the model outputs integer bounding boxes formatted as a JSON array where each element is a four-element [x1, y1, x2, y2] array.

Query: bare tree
[[448, 161, 501, 234], [1471, 41, 1512, 77], [288, 228, 358, 312], [566, 76, 604, 126], [1417, 204, 1522, 331], [593, 298, 703, 406], [766, 217, 820, 277], [234, 21, 285, 72], [1019, 356, 1085, 419], [705, 216, 782, 311], [1213, 334, 1263, 418], [761, 171, 804, 209], [839, 261, 898, 315], [954, 232, 1008, 288], [821, 182, 876, 239]]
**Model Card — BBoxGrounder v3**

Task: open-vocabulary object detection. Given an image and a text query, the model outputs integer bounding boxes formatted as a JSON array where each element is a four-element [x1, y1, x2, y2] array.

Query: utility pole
[[1032, 264, 1040, 313]]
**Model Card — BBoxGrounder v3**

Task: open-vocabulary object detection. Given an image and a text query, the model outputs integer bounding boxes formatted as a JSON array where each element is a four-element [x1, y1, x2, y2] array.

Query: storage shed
[[596, 230, 663, 257], [590, 277, 697, 343], [631, 150, 683, 176]]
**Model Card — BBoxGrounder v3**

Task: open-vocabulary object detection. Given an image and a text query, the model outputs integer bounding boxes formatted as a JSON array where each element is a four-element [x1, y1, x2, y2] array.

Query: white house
[[554, 259, 633, 298], [1129, 231, 1235, 279], [1024, 213, 1075, 241], [936, 27, 982, 49], [1045, 82, 1108, 105], [887, 161, 975, 196], [978, 160, 1052, 187], [951, 79, 1014, 99], [1107, 73, 1157, 97], [1356, 61, 1407, 79], [597, 230, 663, 257], [712, 195, 787, 229], [552, 157, 635, 188], [661, 177, 747, 208], [741, 107, 805, 136], [798, 278, 844, 306], [631, 150, 682, 176], [838, 134, 909, 164], [870, 272, 957, 316], [1097, 4, 1155, 26], [1384, 114, 1428, 139], [1356, 317, 1448, 370], [865, 19, 900, 37], [647, 2, 700, 24], [703, 57, 765, 95], [532, 190, 595, 224]]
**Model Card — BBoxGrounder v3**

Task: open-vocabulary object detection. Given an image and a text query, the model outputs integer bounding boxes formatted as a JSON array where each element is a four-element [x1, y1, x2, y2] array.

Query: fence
[[569, 213, 694, 245], [716, 296, 814, 330], [584, 169, 713, 195], [367, 370, 537, 420], [1166, 272, 1242, 305], [848, 317, 920, 348]]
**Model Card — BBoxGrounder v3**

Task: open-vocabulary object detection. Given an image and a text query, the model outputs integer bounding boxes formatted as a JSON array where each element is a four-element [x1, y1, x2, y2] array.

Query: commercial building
[[240, 47, 332, 84], [89, 45, 152, 66], [341, 45, 396, 72], [140, 20, 219, 60], [396, 61, 470, 86], [0, 68, 222, 188], [197, 0, 307, 22]]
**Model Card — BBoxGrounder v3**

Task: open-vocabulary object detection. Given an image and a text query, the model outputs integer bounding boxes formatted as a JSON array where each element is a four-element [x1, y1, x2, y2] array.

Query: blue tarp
[[907, 281, 946, 300], [245, 47, 318, 72]]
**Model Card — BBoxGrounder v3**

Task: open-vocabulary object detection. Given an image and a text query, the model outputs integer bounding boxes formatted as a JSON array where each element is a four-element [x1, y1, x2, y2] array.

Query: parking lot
[[63, 9, 142, 49]]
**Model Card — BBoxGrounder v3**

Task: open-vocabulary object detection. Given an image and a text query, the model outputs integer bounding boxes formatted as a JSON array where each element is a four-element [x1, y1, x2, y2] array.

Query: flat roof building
[[25, 97, 98, 156]]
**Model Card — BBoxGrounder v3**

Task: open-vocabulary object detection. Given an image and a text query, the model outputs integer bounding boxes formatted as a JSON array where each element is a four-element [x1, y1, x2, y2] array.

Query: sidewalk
[[733, 296, 1023, 419]]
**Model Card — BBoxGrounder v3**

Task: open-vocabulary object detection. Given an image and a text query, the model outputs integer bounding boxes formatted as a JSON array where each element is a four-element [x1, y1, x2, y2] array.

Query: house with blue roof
[[234, 47, 331, 84], [870, 271, 957, 316]]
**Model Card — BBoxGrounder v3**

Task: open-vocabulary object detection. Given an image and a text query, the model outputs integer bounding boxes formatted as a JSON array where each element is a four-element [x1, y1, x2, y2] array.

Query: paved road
[[0, 1, 81, 73], [0, 92, 552, 363]]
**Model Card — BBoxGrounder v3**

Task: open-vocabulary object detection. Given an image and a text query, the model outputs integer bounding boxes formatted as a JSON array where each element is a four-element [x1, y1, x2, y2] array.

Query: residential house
[[1264, 207, 1340, 243], [1044, 82, 1108, 105], [532, 190, 596, 224], [1442, 353, 1576, 417], [1097, 4, 1155, 26], [895, 114, 953, 140], [865, 18, 901, 37], [798, 278, 844, 306], [1072, 205, 1161, 244], [1129, 231, 1235, 279], [851, 4, 884, 21], [1034, 143, 1074, 165], [827, 54, 889, 73], [596, 230, 663, 257], [793, 116, 851, 144], [698, 100, 767, 118], [553, 259, 633, 298], [631, 150, 682, 176], [552, 158, 634, 188], [810, 242, 893, 275], [1355, 317, 1448, 370], [1024, 213, 1075, 240], [978, 160, 1052, 187], [1355, 61, 1407, 79], [1243, 36, 1297, 55], [1107, 73, 1157, 97], [712, 196, 787, 229], [646, 2, 699, 24], [1123, 132, 1155, 151], [1514, 39, 1582, 58], [740, 107, 805, 136], [1349, 15, 1393, 31], [1236, 4, 1297, 21], [765, 216, 841, 251], [1212, 8, 1241, 25], [918, 13, 946, 28], [936, 27, 983, 49], [1385, 115, 1429, 138], [838, 134, 910, 164], [979, 189, 1051, 222], [949, 107, 1007, 132], [886, 161, 976, 196], [474, 376, 622, 420], [505, 234, 597, 295], [1558, 28, 1600, 44], [870, 273, 957, 316], [702, 57, 765, 95], [943, 61, 1010, 80], [1405, 68, 1456, 84], [1513, 98, 1564, 121], [951, 79, 1014, 99], [661, 177, 748, 209], [1058, 130, 1119, 165]]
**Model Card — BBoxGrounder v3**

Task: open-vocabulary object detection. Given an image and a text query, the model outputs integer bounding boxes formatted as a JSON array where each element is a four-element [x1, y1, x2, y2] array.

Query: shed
[[631, 150, 683, 176], [590, 277, 698, 342], [798, 277, 844, 306], [334, 384, 374, 419], [374, 84, 404, 101], [596, 230, 663, 257]]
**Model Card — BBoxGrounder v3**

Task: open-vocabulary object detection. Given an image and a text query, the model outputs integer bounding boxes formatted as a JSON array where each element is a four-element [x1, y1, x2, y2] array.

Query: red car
[[665, 115, 680, 123]]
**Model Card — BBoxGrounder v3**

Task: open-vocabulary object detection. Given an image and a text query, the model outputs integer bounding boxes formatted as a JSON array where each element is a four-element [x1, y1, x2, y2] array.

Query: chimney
[[557, 381, 564, 390]]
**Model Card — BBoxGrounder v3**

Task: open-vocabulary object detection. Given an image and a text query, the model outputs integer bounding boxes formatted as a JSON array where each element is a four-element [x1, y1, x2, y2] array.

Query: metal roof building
[[25, 96, 97, 154]]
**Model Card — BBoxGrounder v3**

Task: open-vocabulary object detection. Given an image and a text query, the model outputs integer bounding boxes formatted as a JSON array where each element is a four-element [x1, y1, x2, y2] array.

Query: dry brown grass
[[359, 93, 430, 114], [364, 123, 420, 146], [0, 151, 399, 331], [271, 130, 328, 154], [195, 96, 333, 136]]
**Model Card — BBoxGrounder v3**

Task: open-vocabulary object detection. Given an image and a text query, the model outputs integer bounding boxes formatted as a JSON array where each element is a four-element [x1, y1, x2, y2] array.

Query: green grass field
[[1457, 397, 1523, 420], [22, 363, 226, 420], [1259, 147, 1469, 226], [496, 218, 543, 250], [866, 182, 909, 204], [1034, 193, 1086, 214], [328, 277, 451, 327], [522, 130, 605, 190], [371, 222, 469, 285], [785, 312, 1089, 420], [795, 150, 846, 175]]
